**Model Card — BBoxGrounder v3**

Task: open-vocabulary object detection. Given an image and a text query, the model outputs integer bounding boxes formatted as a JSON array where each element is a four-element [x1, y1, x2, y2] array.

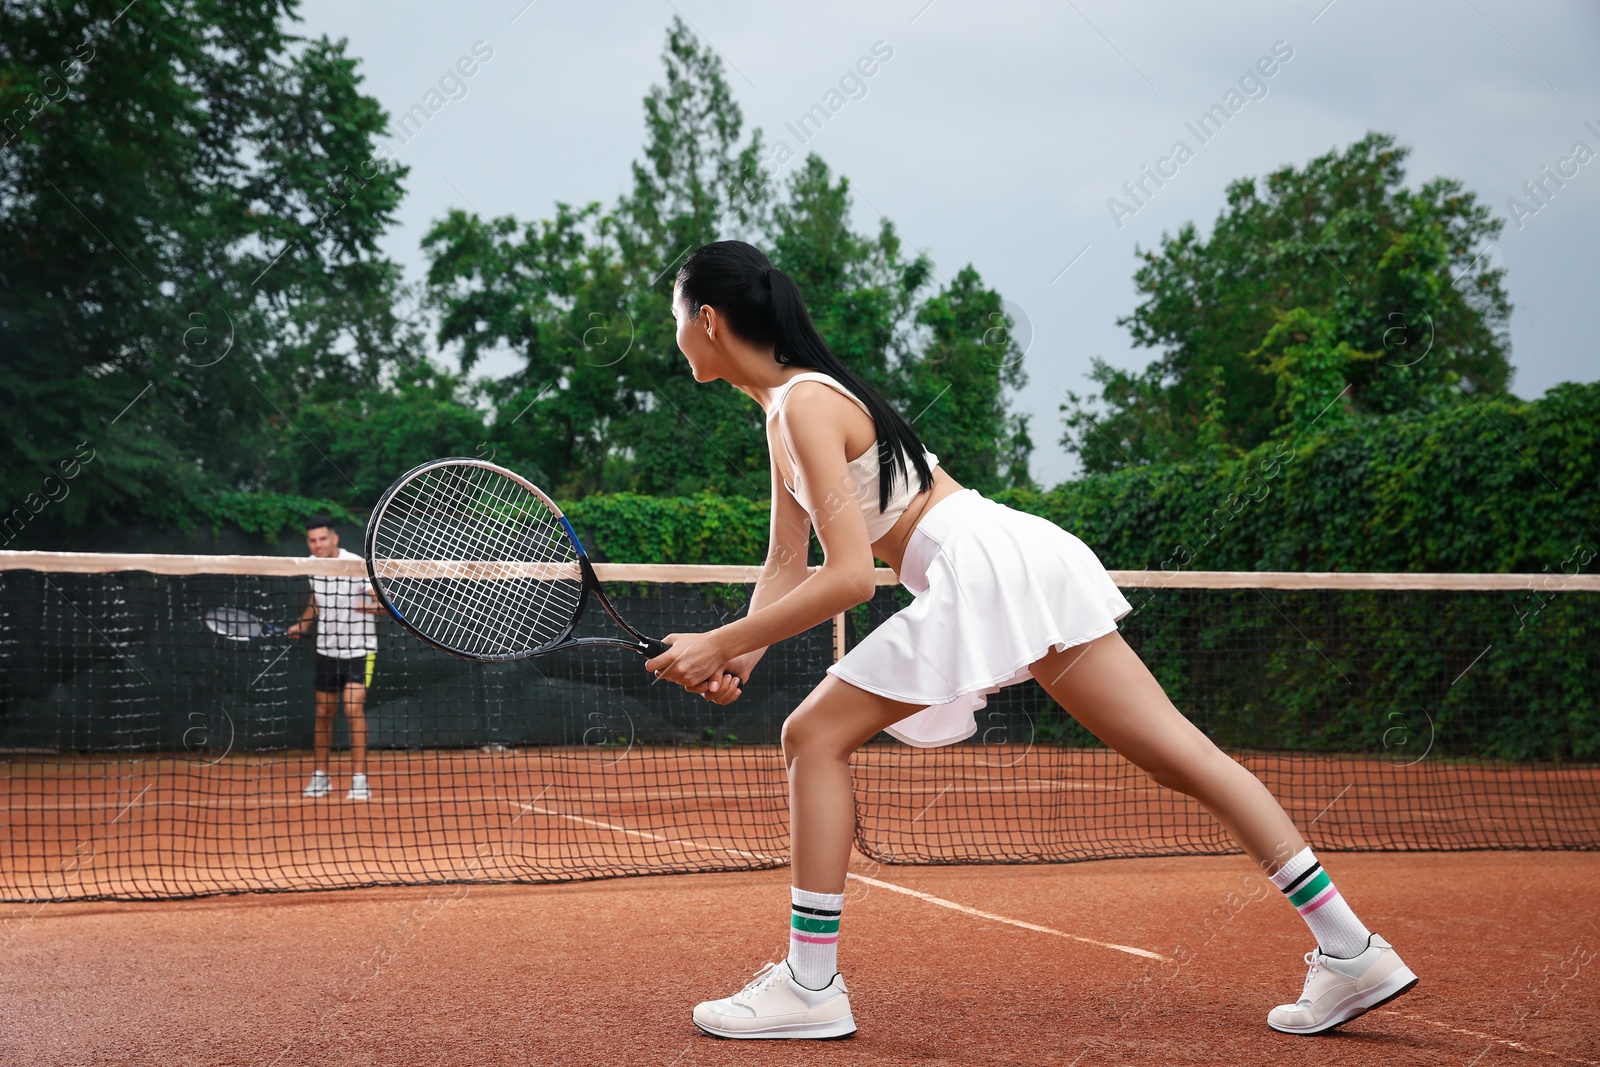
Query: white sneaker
[[1267, 934, 1418, 1034], [302, 771, 330, 798], [693, 960, 856, 1039], [345, 774, 371, 801]]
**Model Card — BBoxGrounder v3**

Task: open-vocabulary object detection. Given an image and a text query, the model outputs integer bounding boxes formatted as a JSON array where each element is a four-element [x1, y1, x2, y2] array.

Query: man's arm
[[286, 597, 318, 639]]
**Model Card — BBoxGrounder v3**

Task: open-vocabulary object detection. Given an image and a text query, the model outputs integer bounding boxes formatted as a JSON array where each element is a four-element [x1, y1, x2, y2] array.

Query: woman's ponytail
[[677, 241, 933, 513]]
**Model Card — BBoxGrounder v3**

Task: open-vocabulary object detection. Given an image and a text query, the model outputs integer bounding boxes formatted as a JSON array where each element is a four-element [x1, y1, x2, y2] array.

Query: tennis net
[[2, 551, 1596, 902]]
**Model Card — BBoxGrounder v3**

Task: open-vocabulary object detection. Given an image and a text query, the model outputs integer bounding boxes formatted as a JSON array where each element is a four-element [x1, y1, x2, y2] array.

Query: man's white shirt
[[310, 547, 377, 658]]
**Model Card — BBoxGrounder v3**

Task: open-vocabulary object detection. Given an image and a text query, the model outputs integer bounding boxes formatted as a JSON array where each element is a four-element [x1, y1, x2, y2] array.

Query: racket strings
[[375, 466, 548, 654], [440, 464, 581, 653], [376, 467, 569, 656], [371, 463, 584, 657]]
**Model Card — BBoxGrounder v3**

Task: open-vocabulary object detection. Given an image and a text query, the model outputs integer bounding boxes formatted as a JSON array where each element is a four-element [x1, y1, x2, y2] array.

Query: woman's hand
[[685, 671, 744, 705], [645, 630, 734, 692], [681, 649, 762, 705]]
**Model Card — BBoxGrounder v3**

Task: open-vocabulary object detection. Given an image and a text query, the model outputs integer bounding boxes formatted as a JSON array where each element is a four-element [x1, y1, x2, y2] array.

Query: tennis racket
[[203, 607, 288, 643], [365, 458, 671, 663]]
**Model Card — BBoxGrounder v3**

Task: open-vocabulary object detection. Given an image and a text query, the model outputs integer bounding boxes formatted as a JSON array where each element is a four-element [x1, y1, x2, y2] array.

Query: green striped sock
[[789, 887, 843, 989], [1270, 847, 1372, 959]]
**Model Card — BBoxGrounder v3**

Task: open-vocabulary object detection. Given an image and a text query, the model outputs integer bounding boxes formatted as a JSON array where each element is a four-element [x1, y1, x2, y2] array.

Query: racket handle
[[641, 637, 671, 658]]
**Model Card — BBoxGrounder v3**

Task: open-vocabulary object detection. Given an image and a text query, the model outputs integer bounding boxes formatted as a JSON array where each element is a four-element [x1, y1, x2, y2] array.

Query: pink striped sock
[[788, 887, 843, 989], [1270, 847, 1373, 959]]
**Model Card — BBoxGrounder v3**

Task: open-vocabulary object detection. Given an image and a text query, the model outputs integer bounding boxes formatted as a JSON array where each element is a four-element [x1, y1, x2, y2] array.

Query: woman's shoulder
[[774, 373, 869, 417]]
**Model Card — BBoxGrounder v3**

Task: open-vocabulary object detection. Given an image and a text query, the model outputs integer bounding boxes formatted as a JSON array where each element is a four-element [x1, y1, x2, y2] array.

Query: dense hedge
[[996, 381, 1599, 574], [560, 493, 772, 565]]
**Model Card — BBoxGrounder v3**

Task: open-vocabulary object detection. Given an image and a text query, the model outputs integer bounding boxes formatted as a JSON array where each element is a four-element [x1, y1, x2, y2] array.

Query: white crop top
[[766, 372, 940, 541]]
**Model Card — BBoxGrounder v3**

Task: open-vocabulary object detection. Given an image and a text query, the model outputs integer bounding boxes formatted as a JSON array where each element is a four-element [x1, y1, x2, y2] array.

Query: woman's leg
[[1029, 630, 1304, 873], [1030, 630, 1416, 1033], [691, 676, 922, 1037], [781, 674, 926, 893]]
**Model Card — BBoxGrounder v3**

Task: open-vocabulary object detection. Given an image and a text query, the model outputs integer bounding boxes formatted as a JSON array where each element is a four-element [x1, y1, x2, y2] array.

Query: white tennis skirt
[[828, 488, 1133, 748]]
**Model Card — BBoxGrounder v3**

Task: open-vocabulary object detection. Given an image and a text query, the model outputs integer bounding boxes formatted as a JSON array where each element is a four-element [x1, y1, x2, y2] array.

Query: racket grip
[[641, 637, 671, 658]]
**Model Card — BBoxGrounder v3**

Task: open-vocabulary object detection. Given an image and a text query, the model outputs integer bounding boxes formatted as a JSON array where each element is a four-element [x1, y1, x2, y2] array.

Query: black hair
[[676, 240, 933, 513], [305, 516, 336, 534]]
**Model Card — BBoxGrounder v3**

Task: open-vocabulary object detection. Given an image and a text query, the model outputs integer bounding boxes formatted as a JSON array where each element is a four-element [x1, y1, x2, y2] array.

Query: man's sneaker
[[1267, 934, 1418, 1034], [693, 960, 856, 1039], [302, 771, 330, 798], [346, 774, 371, 801]]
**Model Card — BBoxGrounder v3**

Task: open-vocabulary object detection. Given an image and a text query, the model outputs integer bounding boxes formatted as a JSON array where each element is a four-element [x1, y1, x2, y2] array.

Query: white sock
[[788, 887, 843, 989], [1270, 847, 1373, 959]]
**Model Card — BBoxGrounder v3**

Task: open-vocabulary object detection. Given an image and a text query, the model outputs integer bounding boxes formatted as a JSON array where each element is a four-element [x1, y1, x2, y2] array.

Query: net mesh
[[2, 555, 1596, 902]]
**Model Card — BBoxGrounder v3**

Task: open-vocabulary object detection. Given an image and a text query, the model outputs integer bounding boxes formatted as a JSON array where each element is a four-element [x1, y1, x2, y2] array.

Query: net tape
[[1, 553, 1596, 902]]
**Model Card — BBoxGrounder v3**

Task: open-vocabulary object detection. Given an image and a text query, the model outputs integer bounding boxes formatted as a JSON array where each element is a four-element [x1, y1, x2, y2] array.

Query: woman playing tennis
[[645, 240, 1417, 1039]]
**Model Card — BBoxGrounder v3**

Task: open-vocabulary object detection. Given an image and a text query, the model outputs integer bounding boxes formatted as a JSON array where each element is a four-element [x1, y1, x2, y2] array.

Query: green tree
[[904, 267, 1032, 492], [266, 357, 488, 505], [768, 154, 931, 401], [1063, 132, 1512, 473], [1, 1, 412, 534], [423, 202, 639, 494]]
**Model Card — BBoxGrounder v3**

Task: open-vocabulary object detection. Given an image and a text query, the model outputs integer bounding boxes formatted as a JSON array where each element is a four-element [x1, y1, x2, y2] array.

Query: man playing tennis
[[289, 517, 379, 802], [646, 241, 1417, 1039]]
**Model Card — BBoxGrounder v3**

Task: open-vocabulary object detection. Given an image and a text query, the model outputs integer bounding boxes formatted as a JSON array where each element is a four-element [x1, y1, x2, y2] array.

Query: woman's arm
[[731, 450, 815, 670], [681, 451, 812, 701], [649, 384, 877, 687]]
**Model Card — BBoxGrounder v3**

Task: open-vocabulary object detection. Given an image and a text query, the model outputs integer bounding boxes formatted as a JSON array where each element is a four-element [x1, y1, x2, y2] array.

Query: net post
[[832, 611, 846, 662]]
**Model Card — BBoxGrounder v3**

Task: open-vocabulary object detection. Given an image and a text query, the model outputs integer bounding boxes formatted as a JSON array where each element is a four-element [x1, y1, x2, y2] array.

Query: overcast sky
[[295, 0, 1600, 487]]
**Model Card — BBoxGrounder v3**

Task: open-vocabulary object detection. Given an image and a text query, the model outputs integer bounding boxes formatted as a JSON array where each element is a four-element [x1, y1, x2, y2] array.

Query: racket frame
[[365, 457, 670, 663]]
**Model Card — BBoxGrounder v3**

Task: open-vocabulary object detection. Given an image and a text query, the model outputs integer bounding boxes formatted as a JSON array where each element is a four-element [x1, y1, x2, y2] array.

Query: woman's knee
[[780, 705, 851, 767], [779, 709, 818, 765]]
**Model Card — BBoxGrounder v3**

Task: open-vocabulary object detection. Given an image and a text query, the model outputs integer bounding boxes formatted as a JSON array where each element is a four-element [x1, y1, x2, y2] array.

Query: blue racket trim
[[559, 516, 588, 557]]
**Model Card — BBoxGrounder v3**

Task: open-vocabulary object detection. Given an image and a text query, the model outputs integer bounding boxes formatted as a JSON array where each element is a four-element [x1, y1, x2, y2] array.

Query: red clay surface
[[6, 748, 1597, 900], [3, 851, 1598, 1066]]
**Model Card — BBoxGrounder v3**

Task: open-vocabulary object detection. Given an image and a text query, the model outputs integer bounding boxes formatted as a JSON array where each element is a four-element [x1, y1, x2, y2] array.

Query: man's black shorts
[[314, 652, 375, 693]]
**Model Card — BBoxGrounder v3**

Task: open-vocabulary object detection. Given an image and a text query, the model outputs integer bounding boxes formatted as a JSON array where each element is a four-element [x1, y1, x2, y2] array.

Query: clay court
[[4, 852, 1598, 1066], [4, 748, 1598, 1065]]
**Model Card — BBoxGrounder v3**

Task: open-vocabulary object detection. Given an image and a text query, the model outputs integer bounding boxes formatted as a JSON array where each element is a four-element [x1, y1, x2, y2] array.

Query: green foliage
[[1064, 132, 1513, 472], [560, 492, 770, 565], [267, 358, 490, 505], [1014, 382, 1599, 574], [1022, 381, 1600, 759], [549, 382, 1599, 576], [196, 491, 360, 543], [904, 266, 1032, 492], [3, 12, 1030, 532], [560, 384, 1598, 760], [769, 154, 932, 400], [1, 0, 415, 530]]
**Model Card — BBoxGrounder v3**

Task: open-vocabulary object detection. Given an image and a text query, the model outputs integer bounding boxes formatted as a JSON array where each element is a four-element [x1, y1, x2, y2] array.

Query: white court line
[[846, 871, 1170, 962], [514, 800, 1166, 962], [1378, 1010, 1600, 1065], [515, 802, 785, 865]]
